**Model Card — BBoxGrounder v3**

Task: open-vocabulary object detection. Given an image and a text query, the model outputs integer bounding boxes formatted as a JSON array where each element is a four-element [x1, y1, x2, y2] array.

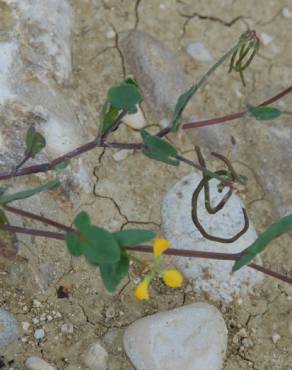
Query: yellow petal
[[134, 279, 149, 300], [153, 239, 170, 257], [162, 270, 183, 288]]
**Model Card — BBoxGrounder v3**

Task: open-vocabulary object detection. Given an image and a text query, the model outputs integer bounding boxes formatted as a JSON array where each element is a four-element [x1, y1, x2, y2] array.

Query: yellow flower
[[162, 270, 183, 288], [134, 279, 150, 300], [153, 239, 170, 257]]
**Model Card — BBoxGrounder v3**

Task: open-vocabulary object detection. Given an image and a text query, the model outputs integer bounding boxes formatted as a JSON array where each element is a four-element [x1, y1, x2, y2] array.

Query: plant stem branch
[[0, 87, 290, 181], [0, 223, 290, 285], [128, 245, 292, 285], [0, 224, 65, 240], [3, 205, 73, 232], [182, 85, 292, 129]]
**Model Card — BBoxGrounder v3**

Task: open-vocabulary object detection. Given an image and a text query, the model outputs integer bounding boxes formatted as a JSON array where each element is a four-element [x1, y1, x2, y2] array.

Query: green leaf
[[171, 85, 198, 132], [113, 229, 156, 247], [54, 160, 70, 172], [233, 214, 292, 271], [68, 212, 121, 265], [99, 101, 120, 136], [141, 130, 180, 166], [73, 211, 91, 230], [247, 104, 281, 121], [0, 209, 7, 224], [99, 253, 129, 293], [125, 78, 139, 87], [81, 224, 120, 265], [107, 82, 142, 111], [0, 180, 60, 205], [25, 126, 46, 158], [65, 232, 82, 257], [0, 187, 7, 197]]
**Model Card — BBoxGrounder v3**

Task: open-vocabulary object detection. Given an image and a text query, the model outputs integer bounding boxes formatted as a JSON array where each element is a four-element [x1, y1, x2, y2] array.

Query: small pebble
[[122, 105, 146, 130], [282, 7, 292, 18], [25, 356, 56, 370], [83, 342, 108, 370], [0, 310, 19, 349], [106, 29, 116, 39], [272, 333, 281, 344], [32, 318, 39, 325], [105, 307, 115, 319], [112, 149, 133, 162], [260, 32, 273, 46], [186, 41, 213, 63], [34, 328, 45, 340], [22, 322, 30, 332], [33, 300, 42, 308], [61, 323, 74, 334]]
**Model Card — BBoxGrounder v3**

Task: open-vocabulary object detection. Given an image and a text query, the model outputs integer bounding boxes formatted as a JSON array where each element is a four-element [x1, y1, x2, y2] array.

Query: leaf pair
[[25, 127, 46, 159], [99, 79, 143, 136], [141, 130, 179, 166], [66, 212, 155, 292]]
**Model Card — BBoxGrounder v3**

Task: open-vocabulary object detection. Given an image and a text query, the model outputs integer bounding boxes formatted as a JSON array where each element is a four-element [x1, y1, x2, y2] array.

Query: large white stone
[[123, 303, 227, 370], [161, 172, 263, 303]]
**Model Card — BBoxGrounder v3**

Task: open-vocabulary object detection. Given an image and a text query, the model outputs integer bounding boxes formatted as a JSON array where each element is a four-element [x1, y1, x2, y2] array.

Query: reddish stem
[[182, 85, 292, 129], [0, 223, 291, 285], [0, 86, 290, 181], [4, 205, 73, 233]]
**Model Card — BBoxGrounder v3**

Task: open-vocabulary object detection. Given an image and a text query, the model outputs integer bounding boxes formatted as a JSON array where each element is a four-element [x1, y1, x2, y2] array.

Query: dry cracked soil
[[0, 0, 292, 369]]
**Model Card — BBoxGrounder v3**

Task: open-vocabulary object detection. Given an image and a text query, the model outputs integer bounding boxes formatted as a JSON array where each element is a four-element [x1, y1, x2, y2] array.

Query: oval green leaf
[[107, 82, 142, 111], [99, 254, 129, 293], [113, 229, 156, 247], [233, 213, 292, 271], [247, 104, 281, 121]]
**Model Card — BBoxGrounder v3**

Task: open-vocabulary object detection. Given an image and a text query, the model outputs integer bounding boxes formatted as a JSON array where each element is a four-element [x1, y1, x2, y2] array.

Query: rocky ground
[[0, 0, 292, 369]]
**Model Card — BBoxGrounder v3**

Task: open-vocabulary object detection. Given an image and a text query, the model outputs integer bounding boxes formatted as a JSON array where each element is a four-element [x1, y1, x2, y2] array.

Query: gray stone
[[0, 309, 18, 348], [34, 328, 45, 340], [83, 342, 108, 370], [120, 30, 191, 121], [161, 172, 263, 303], [123, 303, 227, 370], [25, 357, 56, 370]]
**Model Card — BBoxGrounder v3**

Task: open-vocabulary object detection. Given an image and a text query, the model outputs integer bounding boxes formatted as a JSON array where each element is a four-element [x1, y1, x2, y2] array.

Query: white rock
[[32, 299, 42, 308], [259, 32, 273, 46], [122, 105, 146, 130], [272, 333, 281, 344], [112, 149, 133, 162], [22, 322, 30, 332], [282, 7, 292, 18], [83, 342, 108, 370], [61, 323, 74, 334], [123, 303, 227, 370], [106, 29, 116, 39], [161, 172, 263, 303], [34, 328, 45, 340], [11, 0, 73, 83], [186, 42, 213, 63], [32, 318, 40, 325], [25, 357, 56, 370]]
